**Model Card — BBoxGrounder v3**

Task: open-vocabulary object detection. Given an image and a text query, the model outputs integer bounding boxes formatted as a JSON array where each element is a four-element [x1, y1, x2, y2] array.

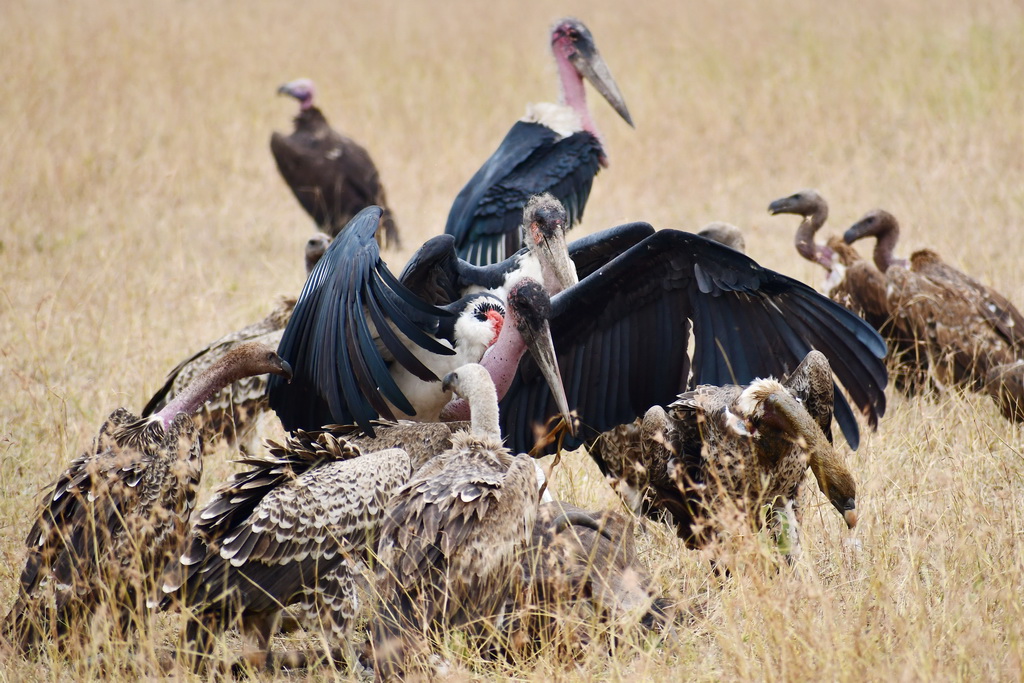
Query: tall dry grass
[[1, 0, 1023, 679]]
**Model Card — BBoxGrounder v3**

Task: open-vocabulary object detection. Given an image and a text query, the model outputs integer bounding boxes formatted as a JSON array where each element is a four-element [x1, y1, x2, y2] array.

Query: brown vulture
[[769, 189, 929, 393], [372, 364, 541, 680], [271, 78, 400, 248], [3, 342, 291, 653], [844, 208, 1024, 408], [141, 234, 329, 448], [589, 350, 857, 559]]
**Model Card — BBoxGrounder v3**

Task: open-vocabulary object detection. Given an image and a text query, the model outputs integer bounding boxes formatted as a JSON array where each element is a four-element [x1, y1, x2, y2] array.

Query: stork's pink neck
[[554, 49, 605, 166], [440, 321, 524, 421]]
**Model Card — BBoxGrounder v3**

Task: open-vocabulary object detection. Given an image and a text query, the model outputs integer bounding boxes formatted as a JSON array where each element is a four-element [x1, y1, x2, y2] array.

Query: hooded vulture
[[271, 78, 400, 248]]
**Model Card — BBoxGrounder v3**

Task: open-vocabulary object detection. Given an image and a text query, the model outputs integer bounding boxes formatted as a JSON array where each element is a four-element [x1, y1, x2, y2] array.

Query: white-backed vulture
[[156, 431, 411, 672], [590, 351, 857, 558], [697, 222, 746, 253], [512, 501, 668, 654], [769, 189, 929, 393], [844, 209, 1024, 401], [3, 342, 291, 653], [141, 234, 329, 448], [372, 364, 541, 680]]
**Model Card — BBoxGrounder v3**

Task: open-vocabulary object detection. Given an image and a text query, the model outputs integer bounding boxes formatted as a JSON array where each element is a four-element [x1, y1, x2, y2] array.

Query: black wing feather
[[445, 121, 604, 266], [269, 207, 454, 434], [499, 230, 888, 455]]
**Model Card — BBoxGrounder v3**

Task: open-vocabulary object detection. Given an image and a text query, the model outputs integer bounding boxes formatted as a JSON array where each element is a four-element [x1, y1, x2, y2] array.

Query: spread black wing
[[499, 230, 888, 455], [269, 207, 454, 435]]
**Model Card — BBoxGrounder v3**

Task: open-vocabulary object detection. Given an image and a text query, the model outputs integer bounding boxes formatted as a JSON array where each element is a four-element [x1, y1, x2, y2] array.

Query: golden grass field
[[2, 0, 1024, 679]]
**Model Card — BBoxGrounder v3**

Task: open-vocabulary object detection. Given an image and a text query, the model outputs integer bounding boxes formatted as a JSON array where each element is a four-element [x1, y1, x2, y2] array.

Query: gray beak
[[539, 229, 579, 294], [522, 319, 575, 436], [572, 47, 633, 127], [278, 359, 294, 382], [767, 197, 791, 216], [843, 221, 869, 245]]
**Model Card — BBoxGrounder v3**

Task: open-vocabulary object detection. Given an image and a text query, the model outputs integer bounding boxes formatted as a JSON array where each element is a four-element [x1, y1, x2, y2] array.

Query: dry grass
[[2, 0, 1024, 679]]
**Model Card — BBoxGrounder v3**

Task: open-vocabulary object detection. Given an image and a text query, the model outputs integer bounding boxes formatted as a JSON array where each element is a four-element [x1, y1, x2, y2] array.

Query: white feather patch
[[521, 102, 581, 138]]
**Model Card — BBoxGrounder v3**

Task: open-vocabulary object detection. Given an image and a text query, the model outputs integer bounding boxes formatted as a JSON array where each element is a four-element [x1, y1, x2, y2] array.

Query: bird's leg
[[236, 611, 279, 672]]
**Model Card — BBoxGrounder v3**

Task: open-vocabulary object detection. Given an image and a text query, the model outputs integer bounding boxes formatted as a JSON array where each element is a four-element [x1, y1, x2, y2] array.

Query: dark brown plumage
[[4, 342, 292, 653], [157, 430, 411, 672], [844, 209, 1024, 400], [590, 351, 857, 557], [985, 361, 1024, 422], [271, 78, 400, 248], [372, 364, 540, 680], [142, 234, 330, 448], [769, 190, 928, 393], [512, 501, 666, 655]]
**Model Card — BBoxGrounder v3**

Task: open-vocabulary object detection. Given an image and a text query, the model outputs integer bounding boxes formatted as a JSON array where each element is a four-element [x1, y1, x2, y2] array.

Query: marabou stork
[[268, 205, 573, 437], [271, 78, 400, 248], [445, 18, 633, 266], [491, 225, 887, 455], [274, 199, 888, 457]]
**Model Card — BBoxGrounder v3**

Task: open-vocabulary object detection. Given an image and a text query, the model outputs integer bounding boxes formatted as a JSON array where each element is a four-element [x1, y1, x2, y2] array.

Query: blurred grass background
[[1, 0, 1023, 679]]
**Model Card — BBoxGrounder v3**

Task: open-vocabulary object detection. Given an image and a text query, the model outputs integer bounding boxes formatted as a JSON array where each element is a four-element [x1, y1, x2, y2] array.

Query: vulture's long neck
[[440, 318, 525, 422], [794, 205, 829, 267], [156, 353, 260, 429], [873, 221, 901, 272]]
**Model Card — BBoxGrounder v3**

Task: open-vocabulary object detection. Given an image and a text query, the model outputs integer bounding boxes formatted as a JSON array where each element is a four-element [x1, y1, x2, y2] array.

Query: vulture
[[445, 18, 633, 265], [157, 431, 411, 672], [514, 501, 668, 654], [844, 209, 1024, 399], [697, 222, 746, 253], [158, 283, 570, 671], [141, 234, 330, 448], [769, 190, 929, 393], [3, 342, 291, 653], [372, 364, 541, 680], [767, 189, 879, 311], [985, 360, 1024, 422], [589, 351, 857, 557], [271, 78, 400, 248]]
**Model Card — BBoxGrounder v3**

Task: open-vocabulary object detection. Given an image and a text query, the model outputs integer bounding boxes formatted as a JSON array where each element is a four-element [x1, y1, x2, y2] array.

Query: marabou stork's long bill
[[445, 18, 633, 266], [267, 205, 572, 437], [271, 199, 888, 456]]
